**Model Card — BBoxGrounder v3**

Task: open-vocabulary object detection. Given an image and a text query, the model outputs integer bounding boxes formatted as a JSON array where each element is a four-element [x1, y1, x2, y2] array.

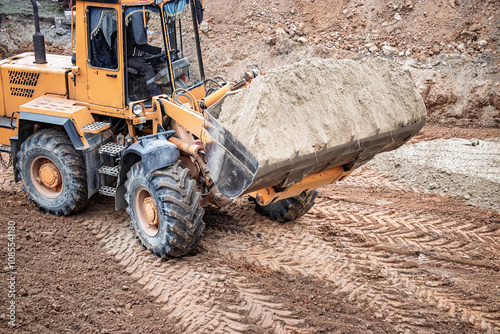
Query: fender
[[115, 131, 179, 210], [11, 112, 85, 182]]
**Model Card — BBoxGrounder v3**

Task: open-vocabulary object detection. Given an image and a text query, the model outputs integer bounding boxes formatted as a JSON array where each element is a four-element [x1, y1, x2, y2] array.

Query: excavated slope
[[218, 58, 427, 165]]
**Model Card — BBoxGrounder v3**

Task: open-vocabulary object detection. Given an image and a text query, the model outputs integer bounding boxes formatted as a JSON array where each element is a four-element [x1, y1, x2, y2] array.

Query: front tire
[[254, 190, 318, 222], [125, 161, 205, 258], [16, 128, 89, 216]]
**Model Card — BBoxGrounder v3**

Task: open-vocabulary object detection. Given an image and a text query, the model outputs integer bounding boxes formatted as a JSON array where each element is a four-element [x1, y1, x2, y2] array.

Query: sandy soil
[[370, 137, 500, 211], [219, 58, 425, 164]]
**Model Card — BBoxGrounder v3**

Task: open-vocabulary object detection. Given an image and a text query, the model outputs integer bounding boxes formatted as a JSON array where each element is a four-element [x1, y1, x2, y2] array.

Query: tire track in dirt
[[317, 174, 500, 332], [205, 170, 500, 333], [205, 213, 439, 333], [2, 158, 498, 333], [308, 201, 500, 332], [81, 209, 305, 334]]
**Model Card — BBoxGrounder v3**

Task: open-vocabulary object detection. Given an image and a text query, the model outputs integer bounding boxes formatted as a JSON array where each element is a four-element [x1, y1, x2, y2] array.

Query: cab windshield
[[125, 1, 203, 102]]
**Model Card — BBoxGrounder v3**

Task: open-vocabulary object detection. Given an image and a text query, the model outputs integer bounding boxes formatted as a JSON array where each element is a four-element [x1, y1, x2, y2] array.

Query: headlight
[[132, 104, 144, 116]]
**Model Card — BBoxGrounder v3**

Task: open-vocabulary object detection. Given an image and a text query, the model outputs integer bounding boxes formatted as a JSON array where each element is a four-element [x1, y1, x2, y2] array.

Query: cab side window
[[88, 7, 118, 70]]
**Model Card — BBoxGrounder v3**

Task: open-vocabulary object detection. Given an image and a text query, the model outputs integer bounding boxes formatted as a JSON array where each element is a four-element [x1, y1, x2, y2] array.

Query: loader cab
[[125, 1, 205, 102], [76, 0, 205, 109]]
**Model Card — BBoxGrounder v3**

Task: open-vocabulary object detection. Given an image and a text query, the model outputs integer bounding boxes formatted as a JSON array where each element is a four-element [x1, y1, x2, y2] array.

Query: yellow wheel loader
[[0, 0, 425, 257]]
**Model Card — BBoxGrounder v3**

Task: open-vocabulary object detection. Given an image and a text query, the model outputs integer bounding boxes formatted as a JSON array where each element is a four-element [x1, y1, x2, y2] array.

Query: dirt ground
[[1, 124, 499, 333], [1, 0, 499, 333]]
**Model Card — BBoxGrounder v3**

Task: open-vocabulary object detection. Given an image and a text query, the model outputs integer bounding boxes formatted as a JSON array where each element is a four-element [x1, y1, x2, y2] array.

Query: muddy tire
[[254, 190, 318, 222], [17, 128, 88, 216], [125, 161, 205, 258]]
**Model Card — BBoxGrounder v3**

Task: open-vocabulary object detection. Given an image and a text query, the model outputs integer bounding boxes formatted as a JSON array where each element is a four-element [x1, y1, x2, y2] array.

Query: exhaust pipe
[[30, 0, 47, 64]]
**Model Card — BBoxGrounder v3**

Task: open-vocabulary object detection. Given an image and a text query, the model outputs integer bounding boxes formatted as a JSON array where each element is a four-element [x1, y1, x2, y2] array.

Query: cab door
[[86, 5, 124, 109]]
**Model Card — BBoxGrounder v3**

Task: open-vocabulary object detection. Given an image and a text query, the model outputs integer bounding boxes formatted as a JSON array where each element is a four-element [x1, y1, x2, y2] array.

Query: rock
[[460, 30, 475, 39], [297, 37, 308, 44], [394, 13, 402, 21], [52, 303, 62, 312], [457, 43, 466, 52], [275, 27, 286, 37], [199, 21, 209, 34], [222, 59, 234, 67], [428, 183, 439, 190], [469, 23, 481, 32], [477, 40, 488, 48], [290, 24, 297, 32], [265, 36, 277, 46], [382, 45, 399, 56], [369, 45, 379, 53]]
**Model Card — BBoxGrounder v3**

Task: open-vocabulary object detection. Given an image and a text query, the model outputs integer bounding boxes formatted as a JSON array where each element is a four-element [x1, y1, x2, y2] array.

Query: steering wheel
[[144, 51, 166, 62]]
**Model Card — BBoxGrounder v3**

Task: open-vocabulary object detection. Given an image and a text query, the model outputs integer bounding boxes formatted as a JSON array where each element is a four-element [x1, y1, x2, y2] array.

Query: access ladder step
[[0, 117, 15, 129], [98, 142, 125, 157], [99, 186, 116, 197], [82, 121, 111, 133], [0, 145, 11, 153], [99, 165, 119, 177]]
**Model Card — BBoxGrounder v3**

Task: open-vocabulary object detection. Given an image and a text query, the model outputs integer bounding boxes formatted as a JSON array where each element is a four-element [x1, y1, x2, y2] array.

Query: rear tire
[[17, 128, 88, 216], [125, 161, 205, 258], [254, 190, 318, 222]]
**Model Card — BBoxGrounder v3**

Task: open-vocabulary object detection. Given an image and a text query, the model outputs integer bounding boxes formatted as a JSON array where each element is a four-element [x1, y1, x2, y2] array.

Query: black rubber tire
[[17, 128, 89, 216], [125, 161, 205, 258], [254, 190, 319, 222]]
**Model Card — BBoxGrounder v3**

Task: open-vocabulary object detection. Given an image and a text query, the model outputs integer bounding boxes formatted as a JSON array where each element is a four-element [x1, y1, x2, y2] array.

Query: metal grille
[[8, 71, 40, 86], [83, 121, 110, 131], [98, 142, 125, 157], [10, 87, 34, 98], [99, 165, 119, 177], [99, 186, 116, 197]]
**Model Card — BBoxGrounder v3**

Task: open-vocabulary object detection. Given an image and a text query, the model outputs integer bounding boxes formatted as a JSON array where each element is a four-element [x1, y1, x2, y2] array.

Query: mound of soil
[[218, 58, 426, 165]]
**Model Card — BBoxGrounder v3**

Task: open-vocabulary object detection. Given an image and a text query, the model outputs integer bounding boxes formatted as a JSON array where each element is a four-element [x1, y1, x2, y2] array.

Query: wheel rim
[[135, 187, 159, 237], [30, 156, 63, 198]]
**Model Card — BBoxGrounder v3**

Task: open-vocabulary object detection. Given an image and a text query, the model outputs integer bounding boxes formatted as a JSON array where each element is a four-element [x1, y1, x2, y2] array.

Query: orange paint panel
[[20, 95, 95, 147], [0, 53, 71, 118], [0, 127, 17, 146], [161, 98, 204, 137]]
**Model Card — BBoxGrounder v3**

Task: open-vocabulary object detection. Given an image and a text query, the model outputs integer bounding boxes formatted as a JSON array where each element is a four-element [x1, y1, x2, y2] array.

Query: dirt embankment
[[0, 0, 71, 60], [201, 0, 499, 128]]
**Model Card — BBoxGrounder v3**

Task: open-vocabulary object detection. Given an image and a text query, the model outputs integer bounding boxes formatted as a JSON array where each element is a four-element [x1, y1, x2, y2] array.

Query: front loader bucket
[[201, 110, 259, 198], [201, 109, 425, 199]]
